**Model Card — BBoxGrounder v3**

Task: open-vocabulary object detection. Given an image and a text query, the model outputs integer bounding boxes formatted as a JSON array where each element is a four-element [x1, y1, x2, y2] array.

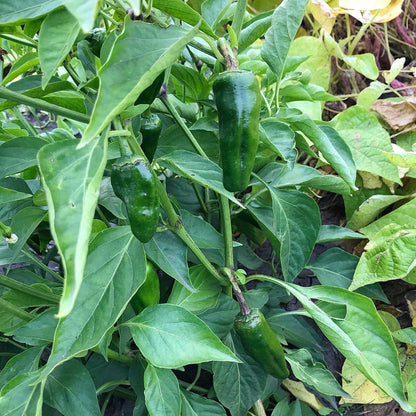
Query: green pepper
[[130, 261, 160, 314], [213, 70, 261, 192], [111, 155, 159, 243], [85, 28, 106, 57], [234, 308, 289, 379], [140, 112, 162, 162]]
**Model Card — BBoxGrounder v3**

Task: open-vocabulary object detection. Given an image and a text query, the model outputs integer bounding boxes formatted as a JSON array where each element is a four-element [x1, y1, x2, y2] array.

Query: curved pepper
[[140, 112, 162, 162], [131, 261, 160, 314], [213, 70, 261, 192], [111, 155, 159, 243], [234, 308, 289, 379]]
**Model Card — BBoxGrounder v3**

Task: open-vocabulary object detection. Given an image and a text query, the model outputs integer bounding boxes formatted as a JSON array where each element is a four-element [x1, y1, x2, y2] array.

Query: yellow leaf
[[282, 379, 325, 411], [308, 0, 336, 33], [339, 0, 391, 10], [340, 359, 393, 404], [337, 0, 404, 23]]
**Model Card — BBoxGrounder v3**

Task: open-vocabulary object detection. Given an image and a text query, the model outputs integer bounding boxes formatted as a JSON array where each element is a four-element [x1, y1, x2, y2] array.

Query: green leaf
[[331, 106, 400, 184], [0, 136, 48, 177], [159, 150, 243, 208], [361, 198, 416, 239], [0, 187, 31, 204], [317, 225, 363, 243], [144, 230, 193, 291], [39, 8, 80, 88], [347, 194, 409, 231], [38, 136, 107, 317], [0, 371, 43, 416], [170, 63, 210, 102], [392, 327, 416, 345], [98, 176, 126, 219], [201, 0, 229, 27], [383, 150, 416, 168], [168, 264, 221, 314], [267, 188, 321, 281], [281, 113, 357, 190], [181, 388, 227, 416], [350, 224, 416, 290], [45, 227, 146, 372], [356, 81, 386, 109], [63, 0, 100, 32], [44, 359, 100, 416], [213, 332, 268, 416], [1, 53, 40, 86], [261, 0, 309, 84], [0, 0, 63, 24], [153, 0, 215, 38], [271, 280, 412, 412], [385, 58, 406, 85], [260, 119, 296, 168], [285, 349, 349, 398], [144, 364, 181, 416], [82, 20, 199, 145], [0, 347, 43, 390], [125, 304, 239, 368]]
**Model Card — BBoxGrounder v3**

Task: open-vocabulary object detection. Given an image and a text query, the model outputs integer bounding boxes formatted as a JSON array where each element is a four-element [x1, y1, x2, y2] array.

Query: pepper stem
[[217, 38, 239, 71]]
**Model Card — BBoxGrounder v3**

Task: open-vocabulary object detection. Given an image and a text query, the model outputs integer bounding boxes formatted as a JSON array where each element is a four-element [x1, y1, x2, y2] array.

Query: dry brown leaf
[[371, 97, 416, 131]]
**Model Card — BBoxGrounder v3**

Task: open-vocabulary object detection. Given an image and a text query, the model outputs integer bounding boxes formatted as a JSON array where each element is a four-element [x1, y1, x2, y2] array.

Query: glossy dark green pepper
[[234, 308, 289, 379], [111, 155, 159, 243], [130, 261, 160, 314], [213, 70, 261, 192], [140, 112, 162, 162]]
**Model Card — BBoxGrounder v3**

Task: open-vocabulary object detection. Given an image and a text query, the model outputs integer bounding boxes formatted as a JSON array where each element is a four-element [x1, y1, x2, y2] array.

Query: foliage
[[0, 0, 416, 415]]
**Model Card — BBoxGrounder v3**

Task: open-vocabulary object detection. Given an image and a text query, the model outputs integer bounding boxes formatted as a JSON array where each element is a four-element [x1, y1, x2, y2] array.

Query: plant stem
[[124, 133, 228, 286], [252, 399, 267, 416], [0, 86, 90, 123], [179, 380, 209, 394], [92, 346, 133, 365], [0, 274, 60, 304], [231, 0, 248, 41], [160, 96, 207, 157], [0, 297, 33, 321], [219, 195, 234, 268], [11, 107, 39, 136], [217, 38, 239, 70]]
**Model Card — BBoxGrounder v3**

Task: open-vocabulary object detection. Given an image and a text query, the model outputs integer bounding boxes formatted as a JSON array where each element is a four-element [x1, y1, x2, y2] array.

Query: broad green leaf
[[39, 8, 80, 88], [153, 0, 215, 37], [385, 58, 406, 84], [98, 176, 126, 219], [331, 106, 400, 184], [269, 280, 412, 412], [0, 371, 43, 416], [181, 388, 227, 416], [129, 356, 147, 416], [213, 332, 268, 416], [288, 36, 331, 90], [170, 63, 210, 102], [125, 304, 239, 368], [144, 364, 181, 416], [144, 230, 193, 291], [201, 0, 229, 27], [0, 0, 63, 24], [260, 119, 297, 168], [317, 225, 363, 243], [285, 349, 349, 398], [281, 113, 357, 189], [356, 81, 386, 109], [392, 327, 416, 345], [8, 308, 57, 347], [0, 347, 43, 390], [261, 0, 309, 84], [257, 162, 350, 195], [45, 227, 146, 372], [168, 264, 221, 314], [0, 137, 48, 177], [307, 247, 389, 302], [38, 136, 107, 317], [347, 194, 409, 231], [350, 225, 416, 290], [63, 0, 100, 32], [0, 187, 31, 204], [267, 187, 321, 281], [44, 359, 101, 416], [361, 198, 416, 239], [198, 293, 240, 338], [159, 150, 244, 208], [82, 20, 199, 145]]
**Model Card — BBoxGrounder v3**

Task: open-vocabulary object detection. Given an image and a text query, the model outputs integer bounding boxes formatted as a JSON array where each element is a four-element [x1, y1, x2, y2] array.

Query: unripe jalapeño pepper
[[213, 70, 261, 192], [234, 308, 289, 379], [111, 155, 159, 243], [140, 112, 162, 162]]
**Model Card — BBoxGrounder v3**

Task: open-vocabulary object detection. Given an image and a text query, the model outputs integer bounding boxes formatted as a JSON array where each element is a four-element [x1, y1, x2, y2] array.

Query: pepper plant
[[0, 0, 415, 415]]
